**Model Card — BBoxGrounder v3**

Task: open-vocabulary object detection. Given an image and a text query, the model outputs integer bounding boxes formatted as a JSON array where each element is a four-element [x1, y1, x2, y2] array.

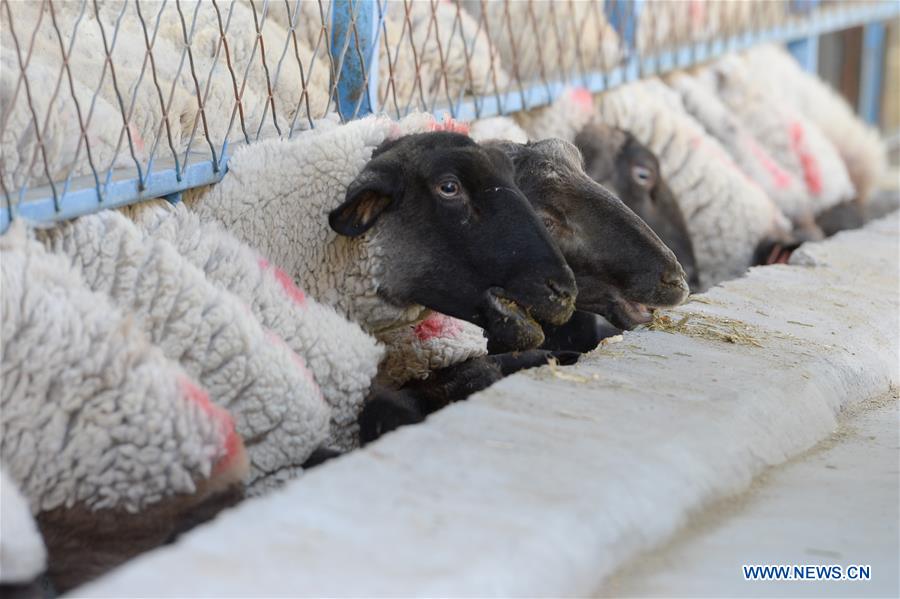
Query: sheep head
[[329, 131, 576, 352], [575, 122, 700, 291], [487, 137, 690, 330]]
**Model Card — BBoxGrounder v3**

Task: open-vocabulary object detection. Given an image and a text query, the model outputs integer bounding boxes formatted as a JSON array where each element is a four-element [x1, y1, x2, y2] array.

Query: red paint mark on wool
[[789, 121, 823, 195], [433, 116, 470, 135], [177, 376, 242, 472], [129, 123, 145, 155], [689, 1, 706, 27], [748, 139, 792, 190], [570, 88, 593, 114], [414, 313, 463, 341], [258, 257, 306, 306]]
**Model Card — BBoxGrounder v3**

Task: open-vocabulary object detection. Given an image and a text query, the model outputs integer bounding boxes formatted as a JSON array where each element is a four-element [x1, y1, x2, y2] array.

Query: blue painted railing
[[2, 0, 898, 233]]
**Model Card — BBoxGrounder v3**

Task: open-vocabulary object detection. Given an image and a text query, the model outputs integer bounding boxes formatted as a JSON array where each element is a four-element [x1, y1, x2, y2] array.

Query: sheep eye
[[436, 178, 461, 199], [631, 165, 655, 188]]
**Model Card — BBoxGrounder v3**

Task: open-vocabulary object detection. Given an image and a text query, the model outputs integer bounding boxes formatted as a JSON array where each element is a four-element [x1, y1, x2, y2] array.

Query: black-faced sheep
[[1, 224, 248, 591], [181, 114, 576, 359]]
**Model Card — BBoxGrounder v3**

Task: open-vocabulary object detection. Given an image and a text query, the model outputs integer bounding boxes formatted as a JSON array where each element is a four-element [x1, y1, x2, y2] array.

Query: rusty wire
[[0, 0, 857, 220], [3, 0, 60, 206], [126, 0, 181, 185]]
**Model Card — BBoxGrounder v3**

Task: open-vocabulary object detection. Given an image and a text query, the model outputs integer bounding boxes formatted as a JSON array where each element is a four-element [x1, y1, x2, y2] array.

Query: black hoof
[[358, 390, 425, 444], [301, 447, 342, 469]]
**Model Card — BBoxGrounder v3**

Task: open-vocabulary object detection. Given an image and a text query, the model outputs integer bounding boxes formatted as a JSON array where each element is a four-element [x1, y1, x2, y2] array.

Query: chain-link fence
[[1, 0, 897, 230]]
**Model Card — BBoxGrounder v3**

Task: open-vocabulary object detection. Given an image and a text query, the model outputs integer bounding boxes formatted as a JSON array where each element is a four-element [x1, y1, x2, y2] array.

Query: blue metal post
[[331, 0, 380, 120], [787, 0, 820, 72], [605, 0, 643, 82], [858, 21, 887, 125]]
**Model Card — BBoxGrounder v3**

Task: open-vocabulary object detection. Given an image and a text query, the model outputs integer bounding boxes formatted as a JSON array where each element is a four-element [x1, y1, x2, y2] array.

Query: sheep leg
[[358, 387, 427, 444], [540, 311, 622, 352], [0, 577, 53, 599], [300, 447, 343, 469], [359, 350, 580, 443]]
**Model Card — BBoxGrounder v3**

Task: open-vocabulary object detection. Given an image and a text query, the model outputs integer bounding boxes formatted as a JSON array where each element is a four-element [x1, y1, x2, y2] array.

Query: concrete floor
[[601, 390, 900, 598]]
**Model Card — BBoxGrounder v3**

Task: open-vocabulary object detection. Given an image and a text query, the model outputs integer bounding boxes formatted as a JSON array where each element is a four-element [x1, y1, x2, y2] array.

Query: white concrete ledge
[[77, 213, 899, 597]]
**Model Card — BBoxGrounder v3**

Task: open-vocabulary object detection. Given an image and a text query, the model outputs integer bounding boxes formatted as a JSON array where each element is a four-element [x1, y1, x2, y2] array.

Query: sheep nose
[[546, 277, 576, 304], [661, 264, 689, 290]]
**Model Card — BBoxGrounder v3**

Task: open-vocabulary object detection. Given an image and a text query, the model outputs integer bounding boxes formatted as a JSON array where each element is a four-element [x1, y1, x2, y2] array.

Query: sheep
[[1, 223, 249, 590], [743, 44, 888, 225], [693, 54, 856, 220], [377, 0, 507, 114], [123, 200, 384, 451], [361, 135, 692, 440], [0, 51, 131, 191], [574, 121, 698, 289], [152, 0, 333, 140], [0, 465, 46, 587], [664, 71, 810, 224], [36, 211, 332, 492], [484, 137, 689, 329], [594, 78, 792, 289], [513, 87, 598, 143], [459, 0, 621, 89], [180, 113, 576, 377], [2, 1, 198, 172]]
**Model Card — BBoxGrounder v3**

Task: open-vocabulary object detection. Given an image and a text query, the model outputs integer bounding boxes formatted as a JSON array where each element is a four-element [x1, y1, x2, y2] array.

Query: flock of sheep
[[0, 0, 890, 594]]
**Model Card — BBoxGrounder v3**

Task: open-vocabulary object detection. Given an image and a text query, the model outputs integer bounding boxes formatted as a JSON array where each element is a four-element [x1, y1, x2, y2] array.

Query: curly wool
[[1, 223, 237, 515], [461, 1, 621, 88], [125, 201, 384, 450], [743, 44, 887, 204], [665, 71, 809, 217], [694, 55, 855, 218], [182, 113, 480, 389], [596, 79, 790, 289], [376, 314, 488, 386], [37, 212, 330, 490], [514, 87, 597, 142], [378, 0, 507, 111], [0, 2, 197, 185], [469, 116, 529, 144], [0, 464, 47, 584]]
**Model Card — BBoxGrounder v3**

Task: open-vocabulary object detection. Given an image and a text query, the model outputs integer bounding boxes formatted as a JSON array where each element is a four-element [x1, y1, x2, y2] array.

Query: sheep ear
[[329, 169, 396, 237]]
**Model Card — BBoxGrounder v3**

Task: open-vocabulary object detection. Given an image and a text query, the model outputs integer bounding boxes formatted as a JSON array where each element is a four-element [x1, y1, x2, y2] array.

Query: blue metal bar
[[331, 0, 380, 120], [788, 35, 820, 72], [788, 0, 821, 72], [0, 157, 226, 232], [859, 22, 887, 125]]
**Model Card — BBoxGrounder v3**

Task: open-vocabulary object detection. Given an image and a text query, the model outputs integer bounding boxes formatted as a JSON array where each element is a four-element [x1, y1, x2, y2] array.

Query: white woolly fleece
[[694, 55, 855, 218], [461, 1, 621, 87], [125, 201, 384, 450], [378, 0, 507, 111], [37, 212, 330, 490], [0, 0, 334, 191], [514, 87, 597, 142], [376, 314, 488, 386], [183, 112, 482, 386], [666, 71, 810, 217], [1, 223, 236, 515], [596, 79, 790, 290], [1, 2, 197, 184], [0, 51, 132, 191], [743, 44, 887, 204], [0, 465, 46, 583], [469, 116, 529, 144]]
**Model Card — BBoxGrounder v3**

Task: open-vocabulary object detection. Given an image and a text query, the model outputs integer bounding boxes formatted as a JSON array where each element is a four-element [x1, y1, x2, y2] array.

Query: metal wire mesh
[[1, 0, 897, 229]]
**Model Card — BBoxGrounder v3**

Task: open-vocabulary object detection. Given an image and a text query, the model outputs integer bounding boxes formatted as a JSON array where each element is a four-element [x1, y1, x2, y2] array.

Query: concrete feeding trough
[[77, 213, 899, 597]]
